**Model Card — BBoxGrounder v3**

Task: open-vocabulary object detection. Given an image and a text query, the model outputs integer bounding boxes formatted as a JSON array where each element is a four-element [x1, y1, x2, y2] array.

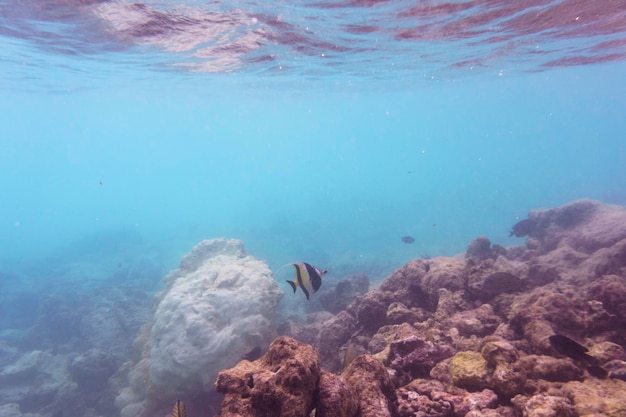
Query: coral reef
[[240, 199, 626, 416], [7, 199, 622, 417], [114, 238, 283, 417], [0, 277, 154, 417]]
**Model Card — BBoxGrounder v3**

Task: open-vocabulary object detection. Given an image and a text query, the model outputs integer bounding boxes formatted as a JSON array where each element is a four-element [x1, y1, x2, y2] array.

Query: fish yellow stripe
[[294, 263, 310, 299], [171, 400, 186, 417]]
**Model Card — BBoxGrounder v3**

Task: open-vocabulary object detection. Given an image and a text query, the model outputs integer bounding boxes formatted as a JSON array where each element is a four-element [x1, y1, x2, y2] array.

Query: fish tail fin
[[286, 280, 297, 293], [171, 400, 186, 417]]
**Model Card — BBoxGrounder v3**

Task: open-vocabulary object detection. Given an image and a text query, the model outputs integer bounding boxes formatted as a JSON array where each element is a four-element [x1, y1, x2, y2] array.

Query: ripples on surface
[[1, 0, 625, 81]]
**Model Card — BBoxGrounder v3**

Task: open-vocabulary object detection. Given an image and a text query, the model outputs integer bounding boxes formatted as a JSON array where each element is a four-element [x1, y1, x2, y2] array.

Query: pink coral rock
[[215, 336, 320, 417], [342, 355, 395, 417]]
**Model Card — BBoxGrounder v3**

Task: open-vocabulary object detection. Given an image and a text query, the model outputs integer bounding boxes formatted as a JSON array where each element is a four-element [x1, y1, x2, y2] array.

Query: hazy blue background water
[[1, 0, 626, 290], [3, 64, 626, 283]]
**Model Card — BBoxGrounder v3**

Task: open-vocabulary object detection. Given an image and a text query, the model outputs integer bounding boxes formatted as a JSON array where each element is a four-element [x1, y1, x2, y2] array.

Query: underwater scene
[[1, 1, 626, 416]]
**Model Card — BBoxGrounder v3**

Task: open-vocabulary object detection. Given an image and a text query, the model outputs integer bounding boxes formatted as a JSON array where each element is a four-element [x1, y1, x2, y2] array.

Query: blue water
[[2, 64, 625, 282]]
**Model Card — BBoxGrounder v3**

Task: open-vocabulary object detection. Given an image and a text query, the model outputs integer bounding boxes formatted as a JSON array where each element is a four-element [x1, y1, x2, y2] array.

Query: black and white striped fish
[[284, 262, 327, 300]]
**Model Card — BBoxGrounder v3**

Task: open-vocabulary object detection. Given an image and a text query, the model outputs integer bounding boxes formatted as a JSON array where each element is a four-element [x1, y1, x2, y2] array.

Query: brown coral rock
[[387, 336, 455, 382], [342, 355, 395, 417], [316, 311, 358, 372], [369, 323, 422, 357], [448, 351, 490, 391], [481, 340, 519, 367], [419, 258, 467, 306], [528, 199, 626, 253], [214, 336, 320, 417], [561, 378, 626, 417], [517, 355, 584, 382], [512, 393, 575, 417], [315, 371, 358, 417], [586, 275, 626, 324], [447, 304, 501, 338], [466, 236, 495, 264], [393, 379, 453, 417], [355, 290, 393, 331]]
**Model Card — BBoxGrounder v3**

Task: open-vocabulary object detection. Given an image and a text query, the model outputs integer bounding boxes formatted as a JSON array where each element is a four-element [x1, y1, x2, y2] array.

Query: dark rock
[[466, 236, 495, 263], [316, 311, 358, 372], [466, 258, 523, 301], [524, 259, 562, 288], [378, 260, 431, 310], [386, 302, 431, 325], [482, 273, 521, 297], [387, 336, 455, 382], [355, 290, 392, 331], [318, 273, 369, 314]]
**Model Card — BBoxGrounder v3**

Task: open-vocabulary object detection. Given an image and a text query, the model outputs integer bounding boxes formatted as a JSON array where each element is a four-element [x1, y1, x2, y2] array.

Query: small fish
[[284, 262, 326, 300], [242, 346, 263, 361], [548, 334, 594, 362], [587, 364, 609, 379], [509, 218, 535, 237], [343, 342, 358, 370], [171, 400, 186, 417], [401, 235, 415, 244], [549, 334, 608, 378]]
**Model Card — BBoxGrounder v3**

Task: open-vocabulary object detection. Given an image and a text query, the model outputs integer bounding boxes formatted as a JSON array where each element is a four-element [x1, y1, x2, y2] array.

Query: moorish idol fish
[[171, 400, 186, 417], [279, 262, 326, 300]]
